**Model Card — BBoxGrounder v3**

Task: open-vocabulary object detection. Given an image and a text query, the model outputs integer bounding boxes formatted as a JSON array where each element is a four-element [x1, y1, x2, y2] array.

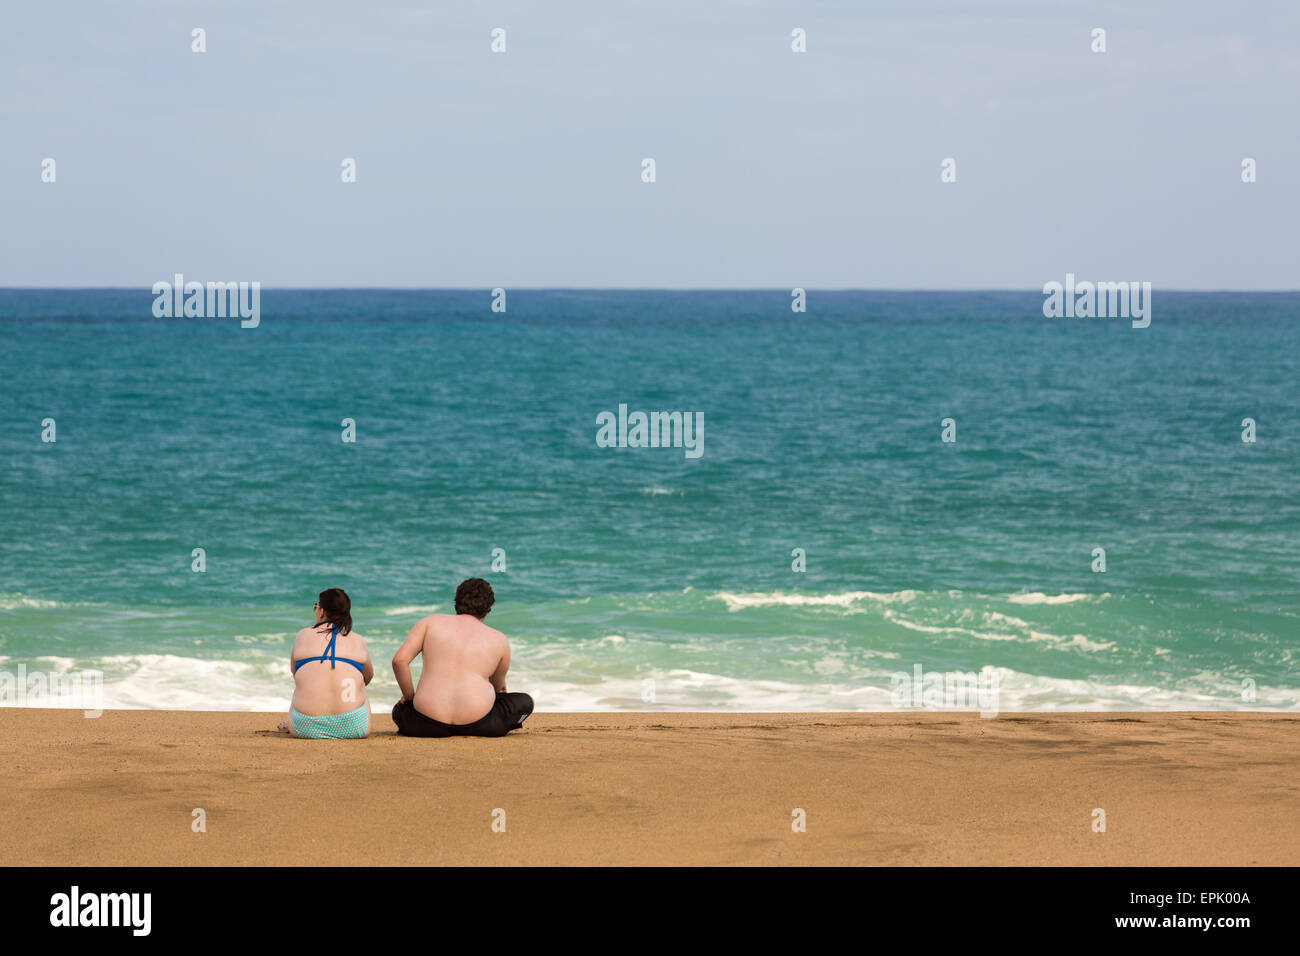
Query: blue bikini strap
[[325, 625, 338, 668]]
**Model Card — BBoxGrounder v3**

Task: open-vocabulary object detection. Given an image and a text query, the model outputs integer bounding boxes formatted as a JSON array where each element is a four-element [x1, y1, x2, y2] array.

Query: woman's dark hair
[[454, 578, 495, 619], [317, 587, 353, 635]]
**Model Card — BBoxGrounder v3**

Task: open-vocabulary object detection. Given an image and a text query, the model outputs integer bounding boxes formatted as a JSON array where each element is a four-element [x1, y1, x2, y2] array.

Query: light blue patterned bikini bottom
[[290, 703, 370, 739]]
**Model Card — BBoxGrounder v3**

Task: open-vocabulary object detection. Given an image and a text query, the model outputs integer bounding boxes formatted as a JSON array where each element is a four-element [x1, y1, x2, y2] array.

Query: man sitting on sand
[[391, 578, 534, 737]]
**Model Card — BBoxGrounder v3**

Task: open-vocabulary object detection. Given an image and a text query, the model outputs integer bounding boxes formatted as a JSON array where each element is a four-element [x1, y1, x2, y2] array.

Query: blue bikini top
[[293, 625, 366, 675]]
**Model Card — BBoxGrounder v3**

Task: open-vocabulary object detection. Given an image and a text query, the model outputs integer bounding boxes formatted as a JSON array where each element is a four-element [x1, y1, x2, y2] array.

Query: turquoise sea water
[[1, 290, 1297, 711]]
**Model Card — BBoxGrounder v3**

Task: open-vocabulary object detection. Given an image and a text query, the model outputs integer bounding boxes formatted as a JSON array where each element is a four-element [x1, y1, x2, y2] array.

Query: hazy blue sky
[[2, 1, 1296, 288]]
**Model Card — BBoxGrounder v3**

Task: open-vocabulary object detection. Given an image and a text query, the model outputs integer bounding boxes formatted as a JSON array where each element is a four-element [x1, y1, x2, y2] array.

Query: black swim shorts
[[392, 692, 534, 738]]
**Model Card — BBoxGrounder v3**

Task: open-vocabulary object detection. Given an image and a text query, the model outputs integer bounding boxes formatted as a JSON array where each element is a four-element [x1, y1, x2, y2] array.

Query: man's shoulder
[[419, 613, 457, 634]]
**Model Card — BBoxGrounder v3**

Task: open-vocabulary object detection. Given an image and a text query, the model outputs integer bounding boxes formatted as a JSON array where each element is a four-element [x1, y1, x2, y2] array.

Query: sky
[[1, 0, 1296, 289]]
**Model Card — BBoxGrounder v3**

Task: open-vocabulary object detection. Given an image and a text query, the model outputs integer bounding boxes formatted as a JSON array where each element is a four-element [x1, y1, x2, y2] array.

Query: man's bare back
[[394, 613, 509, 723]]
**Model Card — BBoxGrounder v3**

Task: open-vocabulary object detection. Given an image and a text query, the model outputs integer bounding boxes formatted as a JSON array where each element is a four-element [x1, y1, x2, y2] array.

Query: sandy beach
[[0, 709, 1295, 866]]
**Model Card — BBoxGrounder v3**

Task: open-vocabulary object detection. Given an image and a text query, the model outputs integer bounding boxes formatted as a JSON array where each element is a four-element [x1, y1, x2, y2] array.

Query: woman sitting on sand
[[277, 588, 374, 739]]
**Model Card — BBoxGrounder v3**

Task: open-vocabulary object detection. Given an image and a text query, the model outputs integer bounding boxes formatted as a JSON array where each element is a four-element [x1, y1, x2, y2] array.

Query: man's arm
[[391, 619, 426, 702], [488, 639, 511, 694]]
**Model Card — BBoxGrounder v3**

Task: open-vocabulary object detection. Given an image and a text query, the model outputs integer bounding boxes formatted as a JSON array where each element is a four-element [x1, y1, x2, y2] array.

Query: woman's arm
[[360, 638, 375, 685]]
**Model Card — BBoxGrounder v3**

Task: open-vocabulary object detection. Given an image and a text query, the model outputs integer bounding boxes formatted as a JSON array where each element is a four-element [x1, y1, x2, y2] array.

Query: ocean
[[1, 289, 1297, 712]]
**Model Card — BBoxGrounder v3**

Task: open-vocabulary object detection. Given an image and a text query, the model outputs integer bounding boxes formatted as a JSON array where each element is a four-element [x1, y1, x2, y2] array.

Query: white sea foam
[[1005, 592, 1104, 606], [0, 594, 69, 610], [1029, 631, 1117, 653], [985, 611, 1034, 629], [382, 605, 440, 616], [95, 654, 288, 711], [712, 589, 1107, 613], [531, 667, 900, 712], [883, 611, 1020, 642], [515, 665, 1300, 712], [711, 590, 919, 612], [2, 650, 1296, 713], [880, 610, 1116, 653]]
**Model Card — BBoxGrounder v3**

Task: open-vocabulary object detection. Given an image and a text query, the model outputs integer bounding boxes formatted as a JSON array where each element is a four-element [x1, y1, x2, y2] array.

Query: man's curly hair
[[454, 577, 495, 619]]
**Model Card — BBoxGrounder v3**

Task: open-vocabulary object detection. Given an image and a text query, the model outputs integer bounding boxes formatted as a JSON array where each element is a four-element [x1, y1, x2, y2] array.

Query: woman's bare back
[[291, 624, 373, 716]]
